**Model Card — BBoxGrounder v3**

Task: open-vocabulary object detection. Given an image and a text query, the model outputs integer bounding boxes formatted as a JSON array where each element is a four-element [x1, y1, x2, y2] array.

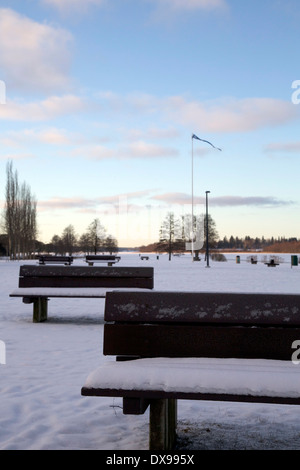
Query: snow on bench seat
[[10, 288, 107, 298], [82, 357, 300, 401], [10, 287, 152, 298]]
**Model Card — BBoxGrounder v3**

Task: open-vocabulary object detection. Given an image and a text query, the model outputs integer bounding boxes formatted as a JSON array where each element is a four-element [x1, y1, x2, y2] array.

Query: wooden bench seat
[[10, 266, 153, 322], [81, 291, 300, 450]]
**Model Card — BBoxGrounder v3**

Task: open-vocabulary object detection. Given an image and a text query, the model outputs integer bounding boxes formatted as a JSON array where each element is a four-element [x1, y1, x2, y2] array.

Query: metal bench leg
[[149, 399, 177, 450], [33, 298, 48, 322]]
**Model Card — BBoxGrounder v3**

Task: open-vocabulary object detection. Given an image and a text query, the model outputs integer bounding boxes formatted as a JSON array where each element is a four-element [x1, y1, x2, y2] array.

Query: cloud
[[42, 0, 106, 14], [152, 192, 295, 207], [38, 190, 155, 212], [72, 141, 178, 160], [164, 96, 298, 133], [0, 128, 74, 147], [0, 8, 73, 93], [264, 142, 300, 154], [125, 127, 180, 141], [43, 0, 226, 16], [152, 192, 192, 205], [0, 153, 36, 161], [0, 95, 88, 121], [121, 141, 178, 159], [97, 91, 299, 134], [147, 0, 227, 12], [38, 196, 97, 212], [210, 196, 295, 207]]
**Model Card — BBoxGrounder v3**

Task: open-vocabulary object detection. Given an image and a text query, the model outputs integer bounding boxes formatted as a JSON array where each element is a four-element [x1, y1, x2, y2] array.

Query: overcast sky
[[0, 0, 300, 246]]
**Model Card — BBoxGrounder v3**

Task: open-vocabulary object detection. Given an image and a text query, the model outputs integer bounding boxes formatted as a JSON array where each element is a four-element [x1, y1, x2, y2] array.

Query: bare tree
[[159, 212, 182, 261], [49, 234, 62, 255], [204, 214, 219, 249], [61, 225, 77, 255], [19, 182, 37, 258], [78, 232, 91, 254], [4, 161, 19, 258], [87, 218, 107, 254], [4, 161, 37, 259], [104, 235, 118, 254]]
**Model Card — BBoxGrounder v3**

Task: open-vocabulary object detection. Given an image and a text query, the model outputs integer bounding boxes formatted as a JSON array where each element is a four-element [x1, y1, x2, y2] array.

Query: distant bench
[[140, 256, 149, 261], [265, 259, 279, 267], [39, 255, 73, 265], [247, 255, 257, 264], [81, 291, 300, 450], [85, 255, 120, 266], [10, 266, 154, 322]]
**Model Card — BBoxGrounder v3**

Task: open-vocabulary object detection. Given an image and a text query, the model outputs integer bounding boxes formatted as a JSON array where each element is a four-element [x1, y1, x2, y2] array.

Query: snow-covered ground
[[1, 252, 300, 450]]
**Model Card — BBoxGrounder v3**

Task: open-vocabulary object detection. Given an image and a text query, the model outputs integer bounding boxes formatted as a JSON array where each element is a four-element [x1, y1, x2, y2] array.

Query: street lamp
[[205, 191, 210, 267]]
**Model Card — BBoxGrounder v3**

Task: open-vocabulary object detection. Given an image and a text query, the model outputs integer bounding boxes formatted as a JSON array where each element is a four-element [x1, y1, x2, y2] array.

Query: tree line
[[215, 235, 299, 251], [141, 212, 300, 257], [1, 161, 299, 258], [36, 219, 118, 256]]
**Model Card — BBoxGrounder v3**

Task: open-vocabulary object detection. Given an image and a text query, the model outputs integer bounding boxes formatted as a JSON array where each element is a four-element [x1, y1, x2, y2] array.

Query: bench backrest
[[104, 291, 300, 361], [85, 255, 116, 261], [18, 266, 154, 289]]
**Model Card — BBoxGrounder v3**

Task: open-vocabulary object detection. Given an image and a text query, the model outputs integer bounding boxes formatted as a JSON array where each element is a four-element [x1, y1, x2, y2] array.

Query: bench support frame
[[122, 396, 177, 450], [33, 298, 48, 322], [23, 297, 48, 322], [149, 399, 177, 451]]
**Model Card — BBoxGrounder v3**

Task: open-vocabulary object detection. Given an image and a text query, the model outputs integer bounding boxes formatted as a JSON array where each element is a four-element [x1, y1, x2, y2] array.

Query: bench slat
[[81, 386, 300, 406], [103, 323, 300, 360], [19, 277, 153, 288], [19, 266, 154, 289], [20, 265, 153, 278], [105, 291, 300, 326]]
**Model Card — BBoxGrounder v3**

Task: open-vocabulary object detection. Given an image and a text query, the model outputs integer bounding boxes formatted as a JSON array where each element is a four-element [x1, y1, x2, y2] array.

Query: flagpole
[[191, 135, 194, 261], [190, 133, 221, 263]]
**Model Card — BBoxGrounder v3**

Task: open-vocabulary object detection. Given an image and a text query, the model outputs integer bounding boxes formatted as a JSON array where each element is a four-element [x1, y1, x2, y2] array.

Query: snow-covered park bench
[[38, 255, 73, 265], [9, 265, 154, 322], [85, 255, 120, 266], [81, 291, 300, 450]]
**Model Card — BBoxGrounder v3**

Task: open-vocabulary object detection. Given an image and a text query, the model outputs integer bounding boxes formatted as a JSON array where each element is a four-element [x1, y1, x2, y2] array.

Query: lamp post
[[205, 191, 210, 267]]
